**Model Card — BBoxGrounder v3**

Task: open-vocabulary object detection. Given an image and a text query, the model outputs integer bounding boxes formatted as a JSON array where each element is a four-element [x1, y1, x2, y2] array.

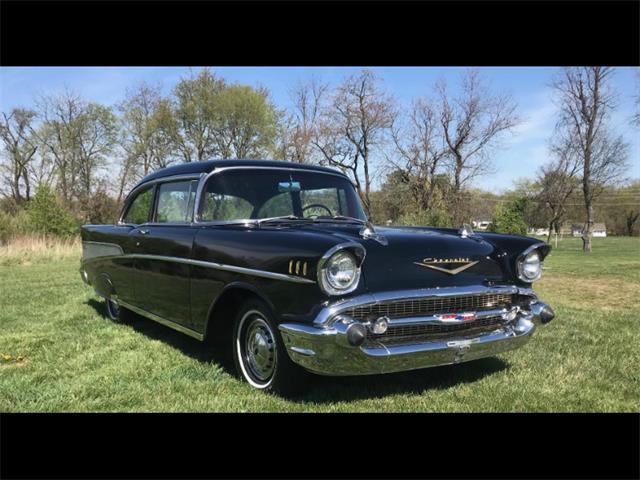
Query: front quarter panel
[[189, 226, 346, 334], [476, 232, 551, 285]]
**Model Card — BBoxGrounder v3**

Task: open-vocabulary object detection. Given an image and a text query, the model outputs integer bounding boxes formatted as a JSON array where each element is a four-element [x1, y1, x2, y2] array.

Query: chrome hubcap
[[243, 316, 276, 382], [107, 298, 120, 318]]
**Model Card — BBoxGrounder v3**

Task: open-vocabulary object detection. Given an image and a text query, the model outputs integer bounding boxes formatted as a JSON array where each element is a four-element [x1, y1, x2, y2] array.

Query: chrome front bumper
[[279, 287, 553, 376]]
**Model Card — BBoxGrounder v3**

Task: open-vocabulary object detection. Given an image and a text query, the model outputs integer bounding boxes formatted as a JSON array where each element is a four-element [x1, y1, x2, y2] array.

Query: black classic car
[[80, 159, 555, 394]]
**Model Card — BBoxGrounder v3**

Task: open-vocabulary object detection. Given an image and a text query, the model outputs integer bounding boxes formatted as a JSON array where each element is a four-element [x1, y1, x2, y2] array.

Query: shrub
[[0, 210, 12, 245], [81, 191, 121, 225], [0, 209, 31, 245], [490, 198, 528, 235], [396, 209, 454, 228], [25, 186, 78, 237]]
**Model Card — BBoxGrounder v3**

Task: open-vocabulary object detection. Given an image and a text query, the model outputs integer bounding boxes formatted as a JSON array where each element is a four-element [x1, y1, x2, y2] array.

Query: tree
[[74, 103, 118, 203], [552, 67, 629, 252], [34, 91, 118, 208], [538, 139, 581, 243], [212, 84, 279, 159], [436, 69, 520, 224], [0, 109, 38, 203], [314, 70, 396, 219], [172, 68, 226, 162], [390, 98, 447, 212], [276, 78, 328, 163], [173, 68, 280, 161], [632, 69, 640, 127], [117, 83, 180, 201]]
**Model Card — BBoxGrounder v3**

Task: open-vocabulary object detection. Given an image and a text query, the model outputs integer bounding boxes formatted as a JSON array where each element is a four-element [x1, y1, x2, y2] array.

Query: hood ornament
[[414, 257, 479, 275], [359, 222, 388, 246], [458, 223, 475, 238]]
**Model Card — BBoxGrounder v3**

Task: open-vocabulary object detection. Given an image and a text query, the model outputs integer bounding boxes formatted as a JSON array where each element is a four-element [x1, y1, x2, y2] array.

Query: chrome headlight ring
[[317, 242, 366, 296], [516, 243, 549, 283]]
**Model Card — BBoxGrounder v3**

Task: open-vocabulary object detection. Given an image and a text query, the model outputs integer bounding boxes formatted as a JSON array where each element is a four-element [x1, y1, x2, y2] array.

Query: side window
[[200, 194, 253, 221], [257, 193, 293, 218], [156, 180, 198, 223], [123, 186, 154, 225]]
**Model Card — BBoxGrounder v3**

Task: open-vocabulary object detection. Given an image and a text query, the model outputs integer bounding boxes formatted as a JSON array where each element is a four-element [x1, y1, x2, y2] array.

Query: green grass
[[1, 236, 638, 412]]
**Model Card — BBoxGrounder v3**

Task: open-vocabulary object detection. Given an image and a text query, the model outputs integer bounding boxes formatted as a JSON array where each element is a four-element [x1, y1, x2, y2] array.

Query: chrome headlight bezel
[[317, 243, 365, 296], [516, 245, 546, 283]]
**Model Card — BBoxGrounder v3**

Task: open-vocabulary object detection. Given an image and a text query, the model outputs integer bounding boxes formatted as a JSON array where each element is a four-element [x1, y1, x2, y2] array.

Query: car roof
[[135, 159, 348, 187]]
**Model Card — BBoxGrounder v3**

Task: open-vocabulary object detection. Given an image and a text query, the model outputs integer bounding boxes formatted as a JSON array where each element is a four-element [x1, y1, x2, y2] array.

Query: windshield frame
[[193, 165, 368, 225]]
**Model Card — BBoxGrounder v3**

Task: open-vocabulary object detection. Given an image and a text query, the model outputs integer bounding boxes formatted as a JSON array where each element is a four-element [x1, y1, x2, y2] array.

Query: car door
[[132, 178, 199, 330], [116, 183, 157, 306]]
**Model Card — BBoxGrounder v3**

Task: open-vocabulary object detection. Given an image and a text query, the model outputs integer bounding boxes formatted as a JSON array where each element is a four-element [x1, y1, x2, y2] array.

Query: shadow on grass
[[87, 298, 230, 366], [87, 298, 509, 403], [292, 357, 508, 404]]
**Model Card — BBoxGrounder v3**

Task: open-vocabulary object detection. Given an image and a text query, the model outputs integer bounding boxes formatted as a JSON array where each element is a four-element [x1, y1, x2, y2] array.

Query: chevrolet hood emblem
[[414, 257, 479, 275]]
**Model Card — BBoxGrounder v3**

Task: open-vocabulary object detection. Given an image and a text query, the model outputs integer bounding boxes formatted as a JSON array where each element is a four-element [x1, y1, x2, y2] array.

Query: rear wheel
[[232, 298, 307, 395], [105, 297, 131, 323]]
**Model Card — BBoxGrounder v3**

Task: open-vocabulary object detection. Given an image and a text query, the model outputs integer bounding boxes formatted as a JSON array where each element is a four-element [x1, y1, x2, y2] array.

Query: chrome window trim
[[118, 173, 204, 225], [313, 284, 536, 326], [81, 252, 316, 285], [193, 166, 356, 225]]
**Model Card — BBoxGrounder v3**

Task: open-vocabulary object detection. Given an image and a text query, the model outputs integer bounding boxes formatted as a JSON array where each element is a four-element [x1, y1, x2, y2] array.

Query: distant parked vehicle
[[571, 223, 607, 237], [80, 160, 555, 394]]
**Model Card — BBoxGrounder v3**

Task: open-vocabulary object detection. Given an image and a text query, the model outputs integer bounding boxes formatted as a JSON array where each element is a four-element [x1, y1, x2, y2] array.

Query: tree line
[[1, 67, 638, 251]]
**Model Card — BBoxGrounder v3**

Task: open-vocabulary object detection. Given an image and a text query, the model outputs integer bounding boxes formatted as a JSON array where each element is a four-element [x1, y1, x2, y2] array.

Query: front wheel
[[232, 299, 307, 395]]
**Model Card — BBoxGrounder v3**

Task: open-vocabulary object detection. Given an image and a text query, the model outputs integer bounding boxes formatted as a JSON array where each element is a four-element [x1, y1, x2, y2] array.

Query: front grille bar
[[364, 315, 505, 347], [345, 293, 513, 322]]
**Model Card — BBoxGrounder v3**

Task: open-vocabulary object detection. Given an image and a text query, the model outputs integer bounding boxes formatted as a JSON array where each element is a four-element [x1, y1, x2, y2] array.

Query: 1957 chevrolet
[[80, 159, 555, 394]]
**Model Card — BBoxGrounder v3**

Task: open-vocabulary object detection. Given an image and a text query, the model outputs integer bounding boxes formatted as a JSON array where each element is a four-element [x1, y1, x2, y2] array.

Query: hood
[[303, 223, 541, 292]]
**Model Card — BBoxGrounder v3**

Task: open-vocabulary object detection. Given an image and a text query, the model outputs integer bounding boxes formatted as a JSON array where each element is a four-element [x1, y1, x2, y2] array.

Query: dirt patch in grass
[[538, 274, 640, 312]]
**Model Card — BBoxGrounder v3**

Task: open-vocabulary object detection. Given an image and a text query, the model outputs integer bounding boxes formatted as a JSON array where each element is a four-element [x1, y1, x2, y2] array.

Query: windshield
[[198, 169, 367, 222]]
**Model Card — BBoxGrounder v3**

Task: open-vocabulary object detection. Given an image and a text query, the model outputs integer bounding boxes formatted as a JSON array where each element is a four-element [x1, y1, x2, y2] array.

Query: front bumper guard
[[279, 299, 553, 376]]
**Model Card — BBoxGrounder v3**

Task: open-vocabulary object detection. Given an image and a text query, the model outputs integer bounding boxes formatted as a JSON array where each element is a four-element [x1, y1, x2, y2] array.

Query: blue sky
[[1, 66, 638, 192]]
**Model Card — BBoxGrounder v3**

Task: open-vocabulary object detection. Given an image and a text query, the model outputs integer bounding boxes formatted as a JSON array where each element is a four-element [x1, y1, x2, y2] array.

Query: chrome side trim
[[193, 165, 351, 224], [127, 254, 316, 284], [82, 241, 124, 260], [82, 254, 127, 266], [313, 285, 535, 326], [81, 250, 315, 284], [118, 299, 204, 340]]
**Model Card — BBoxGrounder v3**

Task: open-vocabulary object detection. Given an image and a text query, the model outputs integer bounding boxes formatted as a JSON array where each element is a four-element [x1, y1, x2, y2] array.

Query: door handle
[[139, 229, 150, 235]]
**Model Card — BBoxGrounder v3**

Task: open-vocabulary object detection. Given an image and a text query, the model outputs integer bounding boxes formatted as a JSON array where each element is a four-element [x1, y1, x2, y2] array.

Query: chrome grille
[[364, 316, 505, 347], [345, 293, 513, 322]]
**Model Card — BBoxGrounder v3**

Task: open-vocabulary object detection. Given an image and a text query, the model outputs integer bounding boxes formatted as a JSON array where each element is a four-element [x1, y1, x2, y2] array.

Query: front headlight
[[318, 245, 364, 296], [517, 250, 542, 282]]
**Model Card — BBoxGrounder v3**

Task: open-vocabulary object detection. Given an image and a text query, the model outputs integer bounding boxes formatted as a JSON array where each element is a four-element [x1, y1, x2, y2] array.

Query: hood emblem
[[414, 257, 479, 275]]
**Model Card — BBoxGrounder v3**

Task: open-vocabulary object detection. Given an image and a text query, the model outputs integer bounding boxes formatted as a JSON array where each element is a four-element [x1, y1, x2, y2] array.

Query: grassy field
[[1, 236, 638, 412]]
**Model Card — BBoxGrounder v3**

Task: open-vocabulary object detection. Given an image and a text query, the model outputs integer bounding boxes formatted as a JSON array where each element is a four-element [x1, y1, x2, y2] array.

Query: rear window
[[122, 186, 154, 224]]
